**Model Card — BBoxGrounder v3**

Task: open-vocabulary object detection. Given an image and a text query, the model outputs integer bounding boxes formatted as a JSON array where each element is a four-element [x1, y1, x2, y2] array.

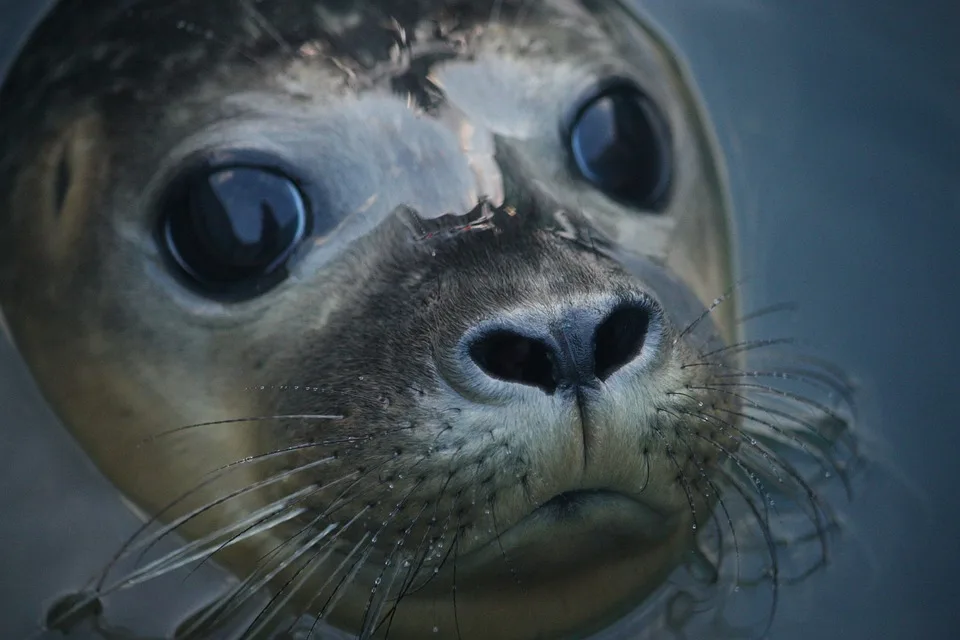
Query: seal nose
[[466, 303, 651, 394]]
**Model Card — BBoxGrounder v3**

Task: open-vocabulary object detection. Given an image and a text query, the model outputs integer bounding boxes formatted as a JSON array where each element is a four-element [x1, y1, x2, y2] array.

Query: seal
[[0, 1, 858, 638]]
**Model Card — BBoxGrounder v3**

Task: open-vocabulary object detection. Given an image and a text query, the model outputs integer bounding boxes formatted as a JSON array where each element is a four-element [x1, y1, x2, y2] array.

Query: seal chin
[[365, 487, 694, 640]]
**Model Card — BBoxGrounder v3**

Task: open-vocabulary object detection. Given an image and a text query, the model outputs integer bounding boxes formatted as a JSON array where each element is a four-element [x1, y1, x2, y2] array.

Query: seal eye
[[568, 81, 672, 209], [161, 165, 308, 295]]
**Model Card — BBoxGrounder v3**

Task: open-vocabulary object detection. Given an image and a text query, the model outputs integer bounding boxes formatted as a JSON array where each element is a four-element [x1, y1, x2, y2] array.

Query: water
[[0, 1, 957, 638], [634, 3, 959, 638]]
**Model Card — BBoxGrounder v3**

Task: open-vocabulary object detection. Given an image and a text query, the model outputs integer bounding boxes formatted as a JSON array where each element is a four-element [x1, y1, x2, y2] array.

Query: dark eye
[[160, 161, 309, 296], [567, 80, 672, 209]]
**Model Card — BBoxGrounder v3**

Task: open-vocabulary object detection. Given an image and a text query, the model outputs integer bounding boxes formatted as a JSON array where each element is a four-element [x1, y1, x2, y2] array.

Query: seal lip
[[453, 488, 675, 573]]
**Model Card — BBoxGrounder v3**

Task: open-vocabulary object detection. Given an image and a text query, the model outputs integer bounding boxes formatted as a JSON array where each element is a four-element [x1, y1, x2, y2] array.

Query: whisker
[[396, 475, 461, 597], [240, 520, 348, 639], [662, 414, 773, 527], [301, 530, 376, 639], [673, 283, 740, 347], [678, 406, 828, 530], [357, 480, 426, 637], [189, 521, 340, 638], [696, 381, 849, 433], [320, 535, 376, 621], [696, 303, 800, 354], [706, 368, 856, 416], [98, 498, 303, 608], [714, 466, 781, 638], [685, 359, 854, 399], [695, 337, 798, 361], [181, 470, 360, 583], [114, 501, 309, 593], [669, 388, 837, 473], [686, 384, 855, 454], [46, 501, 306, 635], [675, 429, 742, 589], [98, 430, 407, 625], [361, 501, 434, 640], [142, 414, 343, 443], [96, 450, 337, 592], [216, 502, 372, 638], [452, 518, 464, 640], [736, 302, 799, 324], [684, 406, 836, 588], [372, 502, 434, 640], [488, 492, 522, 587], [360, 551, 407, 640], [715, 405, 852, 496], [650, 423, 700, 532], [125, 454, 338, 569], [638, 444, 652, 494]]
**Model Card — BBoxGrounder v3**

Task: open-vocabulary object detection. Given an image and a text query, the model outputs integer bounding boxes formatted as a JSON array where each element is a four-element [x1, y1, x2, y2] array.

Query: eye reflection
[[161, 164, 308, 295], [568, 81, 672, 209]]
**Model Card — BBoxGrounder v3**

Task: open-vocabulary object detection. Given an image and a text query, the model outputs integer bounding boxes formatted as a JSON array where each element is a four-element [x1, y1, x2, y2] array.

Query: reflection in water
[[0, 1, 869, 639]]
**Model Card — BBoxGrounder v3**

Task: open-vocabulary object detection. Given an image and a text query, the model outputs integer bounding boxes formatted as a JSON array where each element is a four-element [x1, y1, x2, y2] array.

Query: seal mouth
[[519, 489, 672, 539], [535, 488, 636, 519], [432, 488, 680, 592], [464, 489, 670, 561]]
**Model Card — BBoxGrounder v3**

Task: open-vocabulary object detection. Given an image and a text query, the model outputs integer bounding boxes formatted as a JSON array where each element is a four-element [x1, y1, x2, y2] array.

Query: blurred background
[[0, 1, 957, 638]]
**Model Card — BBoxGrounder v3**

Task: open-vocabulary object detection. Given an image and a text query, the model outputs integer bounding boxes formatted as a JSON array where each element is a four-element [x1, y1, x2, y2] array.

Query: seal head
[[0, 1, 853, 638]]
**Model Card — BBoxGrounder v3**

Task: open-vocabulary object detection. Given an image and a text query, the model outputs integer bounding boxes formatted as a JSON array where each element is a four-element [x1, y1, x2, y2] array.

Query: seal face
[[0, 1, 858, 638]]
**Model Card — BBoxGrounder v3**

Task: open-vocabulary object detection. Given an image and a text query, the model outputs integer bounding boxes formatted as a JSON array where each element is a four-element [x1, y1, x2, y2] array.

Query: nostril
[[594, 304, 650, 381], [468, 330, 558, 394]]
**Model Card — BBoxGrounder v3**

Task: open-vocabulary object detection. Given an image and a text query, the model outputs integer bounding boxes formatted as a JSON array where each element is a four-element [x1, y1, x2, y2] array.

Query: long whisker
[[452, 517, 464, 640], [695, 337, 798, 360], [301, 531, 373, 640], [180, 470, 360, 583], [679, 406, 827, 529], [320, 534, 376, 621], [684, 360, 855, 405], [97, 443, 347, 590], [706, 369, 856, 416], [46, 500, 306, 634], [673, 284, 740, 347], [194, 521, 339, 638], [357, 480, 426, 636], [142, 414, 343, 443], [120, 420, 420, 578], [240, 514, 361, 639], [372, 502, 434, 640], [736, 302, 799, 324], [124, 454, 337, 570], [672, 424, 742, 588], [115, 499, 309, 593], [650, 423, 700, 532], [685, 384, 856, 453], [715, 406, 850, 494], [714, 465, 781, 638], [697, 381, 847, 426], [665, 415, 773, 527]]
